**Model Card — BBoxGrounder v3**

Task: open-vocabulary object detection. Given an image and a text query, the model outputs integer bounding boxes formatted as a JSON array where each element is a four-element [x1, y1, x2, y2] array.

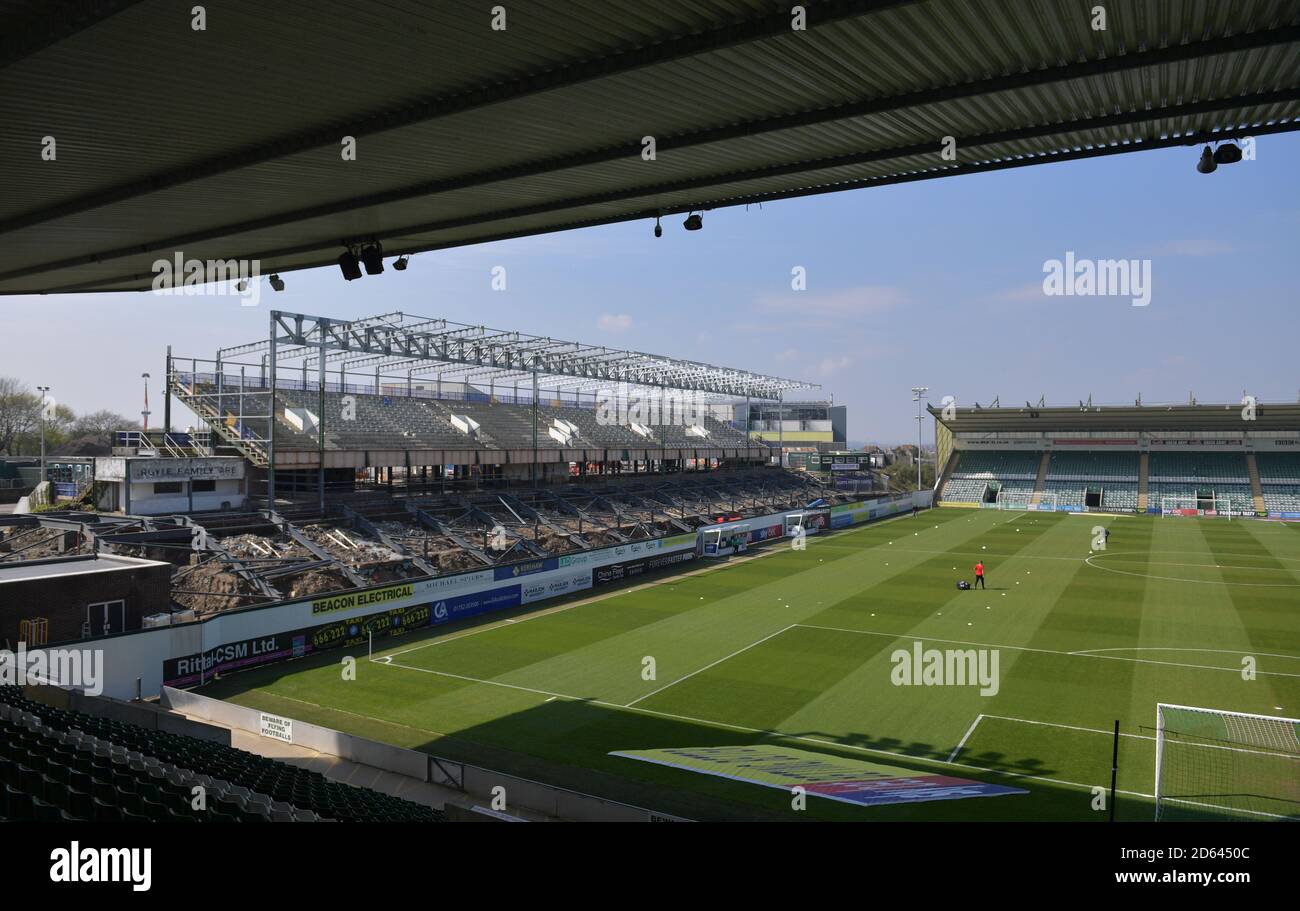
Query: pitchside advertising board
[[594, 549, 695, 585], [829, 495, 917, 528], [163, 599, 432, 686]]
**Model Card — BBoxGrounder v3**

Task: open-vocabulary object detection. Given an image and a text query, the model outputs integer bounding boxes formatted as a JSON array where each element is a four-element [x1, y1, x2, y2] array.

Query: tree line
[[0, 376, 139, 457]]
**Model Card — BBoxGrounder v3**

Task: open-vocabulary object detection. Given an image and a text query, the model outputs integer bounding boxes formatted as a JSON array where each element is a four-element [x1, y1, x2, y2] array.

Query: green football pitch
[[196, 509, 1300, 821]]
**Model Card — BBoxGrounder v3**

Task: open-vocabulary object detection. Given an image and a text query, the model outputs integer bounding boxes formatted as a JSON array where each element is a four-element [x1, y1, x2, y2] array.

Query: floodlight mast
[[911, 386, 929, 491], [36, 385, 51, 483]]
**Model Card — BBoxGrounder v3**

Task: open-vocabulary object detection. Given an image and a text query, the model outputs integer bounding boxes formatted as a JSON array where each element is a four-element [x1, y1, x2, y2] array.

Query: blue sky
[[7, 132, 1297, 444]]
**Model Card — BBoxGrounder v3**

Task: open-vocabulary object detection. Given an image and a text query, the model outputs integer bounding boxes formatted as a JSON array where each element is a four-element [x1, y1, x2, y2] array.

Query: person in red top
[[973, 561, 986, 589]]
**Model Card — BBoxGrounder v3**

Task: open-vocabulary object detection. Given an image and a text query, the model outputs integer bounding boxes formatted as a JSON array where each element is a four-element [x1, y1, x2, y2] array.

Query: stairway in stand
[[1028, 451, 1050, 506]]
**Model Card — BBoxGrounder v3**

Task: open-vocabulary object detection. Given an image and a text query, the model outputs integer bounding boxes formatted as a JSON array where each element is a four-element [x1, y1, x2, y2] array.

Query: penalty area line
[[625, 624, 796, 707], [792, 623, 1300, 679], [369, 658, 1155, 801], [946, 714, 984, 763]]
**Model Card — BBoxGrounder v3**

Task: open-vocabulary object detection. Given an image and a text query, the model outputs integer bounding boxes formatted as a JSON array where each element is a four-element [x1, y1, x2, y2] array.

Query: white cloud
[[1153, 238, 1238, 257], [596, 313, 633, 332], [816, 355, 852, 376], [759, 285, 905, 316], [990, 282, 1047, 303]]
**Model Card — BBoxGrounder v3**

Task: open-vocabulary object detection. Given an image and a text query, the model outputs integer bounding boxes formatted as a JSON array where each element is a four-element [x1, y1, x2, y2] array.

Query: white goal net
[[997, 492, 1056, 511], [1153, 703, 1300, 821], [1160, 496, 1198, 517]]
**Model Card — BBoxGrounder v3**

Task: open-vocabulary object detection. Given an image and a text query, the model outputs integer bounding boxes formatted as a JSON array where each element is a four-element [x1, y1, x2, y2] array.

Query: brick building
[[0, 554, 172, 647]]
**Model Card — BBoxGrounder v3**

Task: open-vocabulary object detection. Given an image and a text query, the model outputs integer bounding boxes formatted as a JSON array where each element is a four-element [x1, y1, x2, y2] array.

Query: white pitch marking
[[983, 714, 1300, 760], [370, 658, 1156, 800], [947, 714, 984, 763], [793, 623, 1300, 679], [375, 508, 924, 664], [1084, 553, 1300, 588], [1069, 646, 1300, 662], [625, 624, 797, 707]]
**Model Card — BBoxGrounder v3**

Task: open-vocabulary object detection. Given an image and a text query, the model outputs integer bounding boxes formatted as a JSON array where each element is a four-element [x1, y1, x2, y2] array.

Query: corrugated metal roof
[[931, 402, 1300, 432], [1, 0, 1296, 293]]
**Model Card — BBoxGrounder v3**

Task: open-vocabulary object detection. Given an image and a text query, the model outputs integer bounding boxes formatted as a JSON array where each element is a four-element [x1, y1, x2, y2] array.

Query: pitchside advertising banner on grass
[[611, 745, 1027, 808]]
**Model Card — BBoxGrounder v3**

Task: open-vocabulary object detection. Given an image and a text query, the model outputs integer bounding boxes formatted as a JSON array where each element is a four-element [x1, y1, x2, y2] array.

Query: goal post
[[1160, 496, 1198, 517], [1213, 494, 1242, 520], [1153, 703, 1300, 821], [999, 492, 1056, 511]]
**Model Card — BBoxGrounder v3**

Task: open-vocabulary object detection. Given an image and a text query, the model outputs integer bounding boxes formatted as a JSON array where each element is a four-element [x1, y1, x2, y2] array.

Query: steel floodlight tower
[[911, 386, 929, 491]]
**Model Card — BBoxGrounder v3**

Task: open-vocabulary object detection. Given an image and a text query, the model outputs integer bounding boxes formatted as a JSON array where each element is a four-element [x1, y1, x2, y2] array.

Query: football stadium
[[0, 1, 1296, 874]]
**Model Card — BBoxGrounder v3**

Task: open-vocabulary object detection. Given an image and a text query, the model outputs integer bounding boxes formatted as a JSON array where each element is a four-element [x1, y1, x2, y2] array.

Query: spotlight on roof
[[683, 212, 703, 231], [269, 274, 285, 292], [338, 249, 363, 281], [1213, 141, 1243, 165], [1196, 145, 1217, 174], [653, 216, 662, 238], [360, 243, 384, 275], [393, 255, 409, 271]]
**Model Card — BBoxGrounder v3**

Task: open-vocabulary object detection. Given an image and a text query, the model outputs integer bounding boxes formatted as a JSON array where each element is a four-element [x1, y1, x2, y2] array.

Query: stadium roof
[[2, 0, 1297, 294], [930, 400, 1300, 433], [213, 310, 816, 400]]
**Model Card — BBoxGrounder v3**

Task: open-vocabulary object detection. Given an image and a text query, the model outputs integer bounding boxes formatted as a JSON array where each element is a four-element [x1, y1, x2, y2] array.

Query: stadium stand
[[1255, 452, 1300, 482], [1044, 450, 1140, 511], [944, 448, 1278, 514], [5, 468, 846, 620], [941, 450, 1039, 504], [0, 687, 443, 822], [1148, 451, 1254, 512], [938, 477, 991, 504], [545, 405, 645, 446], [995, 480, 1037, 502], [931, 401, 1300, 518], [949, 451, 1040, 479], [1148, 451, 1250, 482], [1047, 451, 1138, 480], [185, 378, 755, 454], [1039, 479, 1088, 509], [1261, 486, 1300, 513], [1256, 453, 1300, 513]]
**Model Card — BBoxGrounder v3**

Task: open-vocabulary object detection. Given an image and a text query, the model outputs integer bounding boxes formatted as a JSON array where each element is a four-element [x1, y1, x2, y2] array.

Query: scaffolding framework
[[168, 310, 818, 507]]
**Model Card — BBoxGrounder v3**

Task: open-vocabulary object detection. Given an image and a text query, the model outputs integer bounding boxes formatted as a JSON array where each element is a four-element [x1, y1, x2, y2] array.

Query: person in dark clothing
[[973, 560, 986, 589]]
